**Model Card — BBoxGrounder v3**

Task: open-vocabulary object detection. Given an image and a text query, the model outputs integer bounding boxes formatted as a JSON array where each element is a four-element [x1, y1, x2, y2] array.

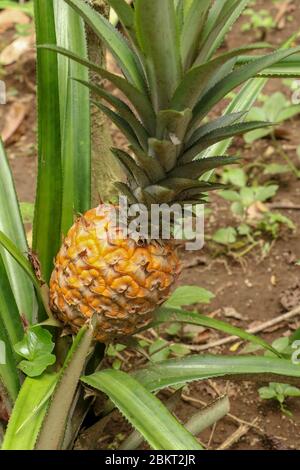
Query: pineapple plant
[[48, 0, 300, 342]]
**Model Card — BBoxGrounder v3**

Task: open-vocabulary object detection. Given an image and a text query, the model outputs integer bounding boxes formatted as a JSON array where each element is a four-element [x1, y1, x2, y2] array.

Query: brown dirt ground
[[1, 0, 300, 450]]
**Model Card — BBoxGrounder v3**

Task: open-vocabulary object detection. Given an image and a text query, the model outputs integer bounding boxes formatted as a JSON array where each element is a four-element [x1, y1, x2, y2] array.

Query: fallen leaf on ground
[[0, 8, 30, 33], [1, 101, 27, 143], [0, 34, 34, 66]]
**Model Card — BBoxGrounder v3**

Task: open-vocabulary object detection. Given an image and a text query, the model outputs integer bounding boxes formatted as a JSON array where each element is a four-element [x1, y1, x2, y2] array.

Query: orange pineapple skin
[[49, 205, 180, 342]]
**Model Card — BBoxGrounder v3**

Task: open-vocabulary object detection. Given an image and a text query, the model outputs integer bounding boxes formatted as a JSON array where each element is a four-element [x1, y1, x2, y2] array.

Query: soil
[[1, 0, 300, 450]]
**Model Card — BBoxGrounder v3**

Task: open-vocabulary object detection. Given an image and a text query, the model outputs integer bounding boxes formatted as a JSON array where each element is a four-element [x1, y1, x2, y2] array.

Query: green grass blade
[[54, 1, 91, 233], [64, 0, 145, 91], [145, 307, 280, 357], [1, 373, 58, 450], [81, 370, 202, 450], [0, 139, 36, 323], [133, 355, 300, 391], [135, 0, 182, 110], [33, 0, 63, 283]]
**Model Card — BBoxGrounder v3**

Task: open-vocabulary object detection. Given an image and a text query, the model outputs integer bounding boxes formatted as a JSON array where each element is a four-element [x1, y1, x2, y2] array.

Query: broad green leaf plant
[[1, 0, 300, 450]]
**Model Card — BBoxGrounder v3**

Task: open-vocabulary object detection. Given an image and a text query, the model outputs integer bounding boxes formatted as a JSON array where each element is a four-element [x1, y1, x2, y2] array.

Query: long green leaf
[[200, 78, 267, 180], [64, 0, 145, 91], [0, 314, 20, 405], [201, 35, 300, 167], [169, 156, 239, 179], [197, 0, 250, 63], [75, 78, 149, 150], [172, 45, 270, 112], [0, 230, 54, 321], [187, 111, 247, 146], [133, 355, 300, 391], [33, 0, 63, 283], [236, 54, 300, 77], [36, 326, 93, 450], [180, 0, 210, 69], [0, 139, 36, 323], [1, 373, 58, 450], [143, 307, 280, 357], [0, 231, 42, 294], [40, 45, 156, 133], [192, 47, 300, 126], [93, 102, 142, 150], [81, 370, 202, 450], [54, 1, 91, 234], [182, 121, 272, 163], [111, 148, 150, 187], [135, 0, 182, 110], [0, 257, 23, 348]]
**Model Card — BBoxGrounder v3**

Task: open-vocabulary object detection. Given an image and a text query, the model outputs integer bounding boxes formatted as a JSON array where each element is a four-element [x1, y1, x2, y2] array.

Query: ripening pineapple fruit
[[50, 205, 180, 342], [49, 0, 300, 342]]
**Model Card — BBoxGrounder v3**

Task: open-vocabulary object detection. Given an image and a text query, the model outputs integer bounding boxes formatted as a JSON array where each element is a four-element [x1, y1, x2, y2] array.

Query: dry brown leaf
[[1, 101, 27, 143], [0, 34, 34, 66], [0, 8, 30, 33]]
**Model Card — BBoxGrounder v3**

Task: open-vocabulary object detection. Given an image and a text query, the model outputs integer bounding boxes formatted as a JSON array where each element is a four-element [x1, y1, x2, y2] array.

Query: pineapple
[[50, 206, 180, 342], [49, 0, 298, 342]]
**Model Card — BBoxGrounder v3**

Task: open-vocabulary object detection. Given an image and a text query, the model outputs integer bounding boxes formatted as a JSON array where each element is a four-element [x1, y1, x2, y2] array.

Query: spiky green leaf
[[81, 370, 202, 450], [133, 355, 300, 391], [193, 47, 300, 126], [0, 140, 36, 323], [65, 0, 146, 91], [40, 45, 156, 133], [135, 0, 181, 110]]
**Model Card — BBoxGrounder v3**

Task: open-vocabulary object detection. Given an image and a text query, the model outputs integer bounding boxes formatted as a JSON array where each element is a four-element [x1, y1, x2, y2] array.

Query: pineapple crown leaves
[[43, 0, 300, 206]]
